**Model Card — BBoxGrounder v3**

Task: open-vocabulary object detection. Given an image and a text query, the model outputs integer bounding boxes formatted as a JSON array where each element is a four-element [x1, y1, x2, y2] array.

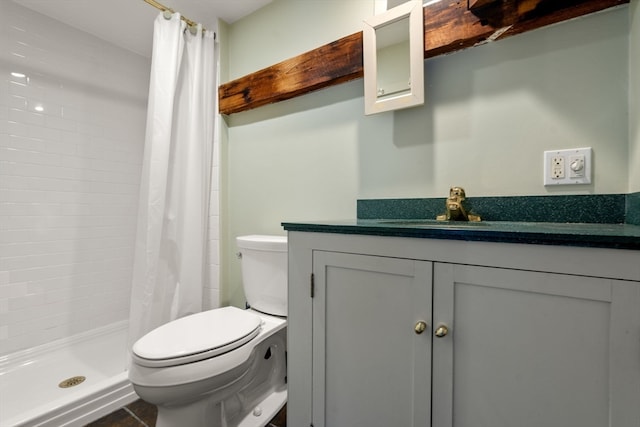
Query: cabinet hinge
[[310, 273, 315, 298]]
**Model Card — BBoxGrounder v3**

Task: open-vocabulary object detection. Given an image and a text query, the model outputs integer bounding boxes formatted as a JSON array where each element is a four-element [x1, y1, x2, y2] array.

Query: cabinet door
[[312, 251, 432, 427], [432, 263, 640, 427]]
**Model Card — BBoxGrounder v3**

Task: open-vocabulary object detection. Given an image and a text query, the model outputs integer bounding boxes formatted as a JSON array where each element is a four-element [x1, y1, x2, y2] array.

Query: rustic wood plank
[[424, 0, 498, 58], [219, 0, 628, 115], [499, 0, 629, 38], [468, 0, 502, 11], [424, 0, 627, 59], [218, 33, 363, 115]]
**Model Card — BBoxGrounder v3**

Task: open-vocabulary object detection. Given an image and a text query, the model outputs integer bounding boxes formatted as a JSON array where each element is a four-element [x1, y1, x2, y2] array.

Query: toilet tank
[[236, 235, 287, 316]]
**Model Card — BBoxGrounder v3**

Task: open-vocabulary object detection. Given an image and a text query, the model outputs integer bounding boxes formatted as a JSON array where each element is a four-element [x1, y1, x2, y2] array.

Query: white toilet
[[128, 235, 288, 427]]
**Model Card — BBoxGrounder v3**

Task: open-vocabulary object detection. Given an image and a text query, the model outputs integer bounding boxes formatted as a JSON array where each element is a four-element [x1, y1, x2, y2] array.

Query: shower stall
[[0, 2, 220, 425]]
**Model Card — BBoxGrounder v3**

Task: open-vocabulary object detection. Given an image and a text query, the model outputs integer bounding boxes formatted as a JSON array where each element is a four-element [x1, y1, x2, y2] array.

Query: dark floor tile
[[84, 408, 142, 427], [88, 399, 285, 427], [126, 400, 158, 426], [269, 405, 287, 427]]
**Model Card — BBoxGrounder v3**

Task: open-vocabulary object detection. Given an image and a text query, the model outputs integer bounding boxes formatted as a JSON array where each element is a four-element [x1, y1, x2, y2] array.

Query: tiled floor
[[85, 400, 157, 427], [85, 399, 286, 427]]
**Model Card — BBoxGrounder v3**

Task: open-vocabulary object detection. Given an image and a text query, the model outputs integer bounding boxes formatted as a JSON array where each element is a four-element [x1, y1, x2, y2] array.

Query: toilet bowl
[[128, 235, 288, 427]]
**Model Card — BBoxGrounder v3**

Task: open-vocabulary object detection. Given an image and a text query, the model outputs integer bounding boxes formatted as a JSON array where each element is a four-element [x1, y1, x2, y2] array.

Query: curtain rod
[[143, 0, 215, 39]]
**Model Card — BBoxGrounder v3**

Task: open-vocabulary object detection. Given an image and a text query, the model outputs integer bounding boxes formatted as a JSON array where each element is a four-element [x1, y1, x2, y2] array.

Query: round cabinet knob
[[414, 321, 427, 335], [434, 324, 449, 338]]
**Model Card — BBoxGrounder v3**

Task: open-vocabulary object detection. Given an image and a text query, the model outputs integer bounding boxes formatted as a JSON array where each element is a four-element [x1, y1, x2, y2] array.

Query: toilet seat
[[132, 306, 262, 368]]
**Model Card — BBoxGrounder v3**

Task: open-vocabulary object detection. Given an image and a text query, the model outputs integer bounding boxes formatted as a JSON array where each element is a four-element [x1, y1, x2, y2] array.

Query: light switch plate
[[544, 147, 592, 186]]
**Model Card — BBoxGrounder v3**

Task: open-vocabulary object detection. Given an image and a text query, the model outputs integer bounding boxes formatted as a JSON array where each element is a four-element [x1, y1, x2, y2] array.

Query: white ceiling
[[12, 0, 272, 57]]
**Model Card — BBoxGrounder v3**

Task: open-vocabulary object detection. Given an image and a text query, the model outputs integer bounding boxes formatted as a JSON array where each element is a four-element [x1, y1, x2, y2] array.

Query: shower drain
[[58, 375, 86, 388]]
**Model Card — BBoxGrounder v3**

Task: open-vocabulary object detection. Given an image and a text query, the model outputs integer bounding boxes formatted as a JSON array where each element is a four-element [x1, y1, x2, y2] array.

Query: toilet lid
[[132, 306, 262, 368]]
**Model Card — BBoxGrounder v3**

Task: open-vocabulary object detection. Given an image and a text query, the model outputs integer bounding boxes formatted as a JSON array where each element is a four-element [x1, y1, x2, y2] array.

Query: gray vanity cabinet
[[432, 263, 640, 427], [311, 251, 432, 427], [286, 231, 640, 427]]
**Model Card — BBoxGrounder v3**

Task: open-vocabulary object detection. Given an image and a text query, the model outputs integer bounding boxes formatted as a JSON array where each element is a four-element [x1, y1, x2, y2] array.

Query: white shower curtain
[[128, 12, 216, 348]]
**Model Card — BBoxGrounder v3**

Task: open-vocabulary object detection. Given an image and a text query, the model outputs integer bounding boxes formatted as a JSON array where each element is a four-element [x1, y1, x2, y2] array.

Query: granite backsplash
[[358, 193, 640, 225]]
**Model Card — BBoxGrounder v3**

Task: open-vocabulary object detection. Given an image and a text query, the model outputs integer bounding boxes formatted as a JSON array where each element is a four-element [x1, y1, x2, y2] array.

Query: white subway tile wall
[[0, 2, 220, 355], [206, 142, 221, 310], [206, 48, 221, 313]]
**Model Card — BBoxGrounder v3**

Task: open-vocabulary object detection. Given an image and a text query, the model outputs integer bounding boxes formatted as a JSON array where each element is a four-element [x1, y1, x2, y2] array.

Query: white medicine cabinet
[[363, 0, 425, 115]]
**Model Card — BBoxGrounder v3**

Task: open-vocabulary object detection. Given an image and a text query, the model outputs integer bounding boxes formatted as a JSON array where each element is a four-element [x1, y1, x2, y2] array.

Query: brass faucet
[[436, 187, 481, 222]]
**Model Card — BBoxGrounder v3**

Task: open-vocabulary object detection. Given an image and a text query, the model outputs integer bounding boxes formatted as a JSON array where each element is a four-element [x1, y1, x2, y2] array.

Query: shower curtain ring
[[163, 10, 173, 20]]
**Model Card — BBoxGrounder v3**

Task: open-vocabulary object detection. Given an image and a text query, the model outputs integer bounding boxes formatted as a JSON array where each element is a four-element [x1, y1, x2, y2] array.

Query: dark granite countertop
[[282, 219, 640, 250]]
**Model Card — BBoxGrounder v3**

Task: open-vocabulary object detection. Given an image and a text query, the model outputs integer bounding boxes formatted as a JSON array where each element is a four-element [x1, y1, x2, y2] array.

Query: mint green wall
[[221, 1, 633, 307], [221, 0, 375, 306], [227, 0, 376, 79]]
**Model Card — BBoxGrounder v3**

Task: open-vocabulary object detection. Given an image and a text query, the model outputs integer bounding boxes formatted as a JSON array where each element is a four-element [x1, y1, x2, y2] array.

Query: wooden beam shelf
[[218, 33, 363, 116], [219, 0, 628, 115]]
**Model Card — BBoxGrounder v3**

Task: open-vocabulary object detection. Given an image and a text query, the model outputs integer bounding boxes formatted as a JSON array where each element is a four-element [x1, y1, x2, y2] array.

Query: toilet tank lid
[[236, 235, 287, 252]]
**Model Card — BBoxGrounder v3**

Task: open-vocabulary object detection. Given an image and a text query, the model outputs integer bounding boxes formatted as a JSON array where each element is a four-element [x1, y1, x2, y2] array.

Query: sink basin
[[378, 219, 489, 228]]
